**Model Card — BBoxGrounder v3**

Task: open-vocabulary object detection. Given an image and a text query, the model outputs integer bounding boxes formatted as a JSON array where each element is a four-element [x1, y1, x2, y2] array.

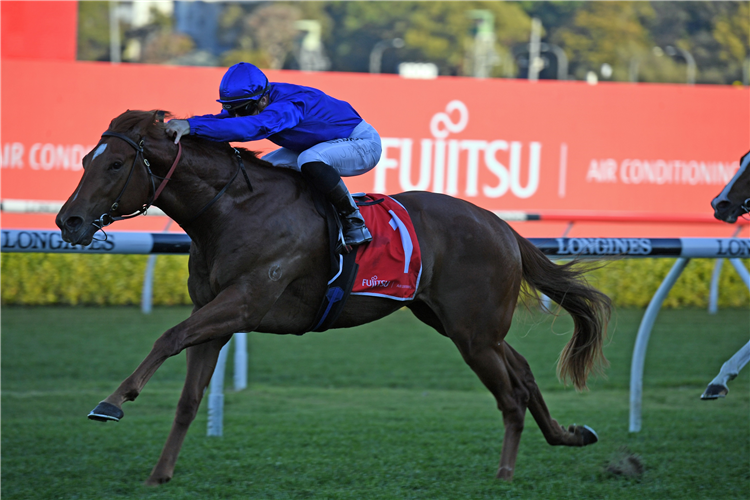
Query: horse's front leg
[[145, 336, 230, 486], [88, 285, 267, 421]]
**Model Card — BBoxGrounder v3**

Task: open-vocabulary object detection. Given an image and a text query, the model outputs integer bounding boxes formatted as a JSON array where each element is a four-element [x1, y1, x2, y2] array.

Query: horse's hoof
[[496, 466, 514, 481], [701, 384, 728, 400], [579, 425, 599, 446], [144, 475, 171, 486], [88, 401, 124, 422]]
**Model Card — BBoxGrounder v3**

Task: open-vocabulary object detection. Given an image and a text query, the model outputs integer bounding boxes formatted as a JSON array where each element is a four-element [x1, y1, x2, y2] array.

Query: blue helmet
[[217, 62, 269, 104]]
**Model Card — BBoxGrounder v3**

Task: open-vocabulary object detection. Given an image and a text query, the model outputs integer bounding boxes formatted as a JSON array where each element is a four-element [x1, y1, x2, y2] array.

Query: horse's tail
[[512, 229, 611, 391]]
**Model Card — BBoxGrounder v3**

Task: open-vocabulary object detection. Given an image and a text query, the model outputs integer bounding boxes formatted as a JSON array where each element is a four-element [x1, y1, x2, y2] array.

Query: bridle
[[92, 131, 182, 235], [92, 130, 252, 238]]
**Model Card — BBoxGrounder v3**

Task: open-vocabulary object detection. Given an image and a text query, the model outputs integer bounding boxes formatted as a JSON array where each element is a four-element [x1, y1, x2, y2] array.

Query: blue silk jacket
[[187, 82, 363, 153]]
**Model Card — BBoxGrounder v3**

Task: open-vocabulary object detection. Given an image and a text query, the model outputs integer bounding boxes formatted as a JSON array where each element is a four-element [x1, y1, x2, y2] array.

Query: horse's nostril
[[715, 201, 730, 211], [65, 216, 84, 232]]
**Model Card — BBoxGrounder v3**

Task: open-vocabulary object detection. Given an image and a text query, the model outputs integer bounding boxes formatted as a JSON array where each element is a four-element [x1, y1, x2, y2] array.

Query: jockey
[[165, 62, 381, 251]]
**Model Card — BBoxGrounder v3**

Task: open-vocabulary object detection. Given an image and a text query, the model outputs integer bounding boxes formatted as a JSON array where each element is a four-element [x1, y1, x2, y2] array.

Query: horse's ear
[[156, 110, 165, 123]]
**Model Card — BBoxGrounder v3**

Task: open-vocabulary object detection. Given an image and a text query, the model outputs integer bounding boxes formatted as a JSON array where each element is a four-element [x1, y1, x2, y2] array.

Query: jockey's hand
[[165, 119, 190, 144]]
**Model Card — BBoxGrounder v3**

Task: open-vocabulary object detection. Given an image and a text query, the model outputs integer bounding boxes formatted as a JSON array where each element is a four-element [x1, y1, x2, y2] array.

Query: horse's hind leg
[[503, 342, 599, 447], [145, 335, 231, 486], [452, 335, 530, 480], [432, 289, 531, 482]]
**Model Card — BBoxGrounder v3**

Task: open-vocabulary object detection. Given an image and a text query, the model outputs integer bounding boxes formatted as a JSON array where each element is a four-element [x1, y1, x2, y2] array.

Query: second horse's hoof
[[88, 401, 124, 422], [701, 384, 728, 400]]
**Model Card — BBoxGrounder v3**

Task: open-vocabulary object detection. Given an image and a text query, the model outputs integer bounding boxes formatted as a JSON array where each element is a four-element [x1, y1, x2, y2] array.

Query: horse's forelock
[[108, 110, 170, 137]]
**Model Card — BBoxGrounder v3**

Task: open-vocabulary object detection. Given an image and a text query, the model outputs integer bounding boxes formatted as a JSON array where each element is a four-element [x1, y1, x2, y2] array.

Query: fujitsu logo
[[375, 100, 542, 199], [362, 275, 392, 288]]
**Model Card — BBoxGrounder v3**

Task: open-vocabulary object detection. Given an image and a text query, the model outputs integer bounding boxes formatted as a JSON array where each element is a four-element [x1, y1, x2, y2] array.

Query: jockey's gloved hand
[[165, 119, 190, 144]]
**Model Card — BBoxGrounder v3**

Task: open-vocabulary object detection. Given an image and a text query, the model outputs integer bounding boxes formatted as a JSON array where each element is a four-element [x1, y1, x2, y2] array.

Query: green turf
[[2, 306, 748, 499]]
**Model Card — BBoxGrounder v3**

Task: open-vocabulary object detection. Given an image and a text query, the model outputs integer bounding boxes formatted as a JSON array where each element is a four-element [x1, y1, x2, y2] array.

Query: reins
[[93, 131, 252, 239], [183, 148, 252, 224]]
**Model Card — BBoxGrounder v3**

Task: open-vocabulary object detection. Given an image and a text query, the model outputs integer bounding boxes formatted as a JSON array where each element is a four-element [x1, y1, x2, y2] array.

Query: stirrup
[[344, 224, 372, 247], [336, 217, 372, 254]]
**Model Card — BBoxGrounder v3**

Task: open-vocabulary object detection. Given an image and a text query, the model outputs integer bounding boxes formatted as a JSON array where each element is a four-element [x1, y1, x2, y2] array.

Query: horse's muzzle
[[711, 199, 739, 223], [57, 214, 97, 246], [714, 201, 742, 224]]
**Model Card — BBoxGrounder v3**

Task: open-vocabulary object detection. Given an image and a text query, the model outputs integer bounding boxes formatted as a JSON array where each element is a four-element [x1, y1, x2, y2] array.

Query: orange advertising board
[[2, 60, 748, 237], [0, 1, 78, 61]]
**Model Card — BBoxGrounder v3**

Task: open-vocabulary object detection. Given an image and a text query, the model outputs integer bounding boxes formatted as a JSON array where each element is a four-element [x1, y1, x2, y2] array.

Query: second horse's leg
[[145, 336, 231, 486]]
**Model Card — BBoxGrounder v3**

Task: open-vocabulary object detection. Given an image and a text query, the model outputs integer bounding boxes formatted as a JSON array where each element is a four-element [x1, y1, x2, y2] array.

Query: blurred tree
[[647, 1, 749, 84], [542, 1, 749, 84], [218, 3, 266, 67], [517, 1, 584, 33], [219, 2, 333, 69], [77, 1, 111, 61], [554, 1, 656, 82], [141, 32, 195, 65], [712, 1, 749, 84], [75, 1, 748, 85], [135, 6, 195, 64], [246, 4, 302, 69], [323, 1, 530, 76]]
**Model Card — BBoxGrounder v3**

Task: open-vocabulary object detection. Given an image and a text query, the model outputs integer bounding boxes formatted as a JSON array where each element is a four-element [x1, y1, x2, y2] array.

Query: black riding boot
[[301, 162, 373, 253], [327, 179, 372, 251]]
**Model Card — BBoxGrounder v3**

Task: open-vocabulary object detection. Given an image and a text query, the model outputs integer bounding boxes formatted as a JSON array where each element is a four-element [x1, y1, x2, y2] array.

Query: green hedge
[[1, 254, 191, 306], [1, 253, 748, 308], [584, 257, 749, 308]]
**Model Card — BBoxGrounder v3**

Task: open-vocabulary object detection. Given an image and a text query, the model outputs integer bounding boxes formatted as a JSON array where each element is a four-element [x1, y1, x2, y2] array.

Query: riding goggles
[[223, 99, 259, 116]]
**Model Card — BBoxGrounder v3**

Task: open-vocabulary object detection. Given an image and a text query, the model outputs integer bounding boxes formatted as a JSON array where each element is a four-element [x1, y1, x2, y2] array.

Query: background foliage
[[77, 1, 750, 85], [2, 253, 748, 308]]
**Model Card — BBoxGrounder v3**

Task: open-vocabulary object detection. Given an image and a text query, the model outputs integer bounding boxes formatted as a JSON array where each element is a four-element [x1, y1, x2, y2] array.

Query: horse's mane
[[108, 109, 268, 165]]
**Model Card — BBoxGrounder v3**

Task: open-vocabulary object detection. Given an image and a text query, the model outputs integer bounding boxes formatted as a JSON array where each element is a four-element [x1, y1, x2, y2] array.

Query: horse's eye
[[111, 161, 123, 170]]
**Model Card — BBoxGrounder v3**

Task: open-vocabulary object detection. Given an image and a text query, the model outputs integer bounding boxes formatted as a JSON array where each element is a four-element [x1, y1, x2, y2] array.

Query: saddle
[[308, 192, 422, 332]]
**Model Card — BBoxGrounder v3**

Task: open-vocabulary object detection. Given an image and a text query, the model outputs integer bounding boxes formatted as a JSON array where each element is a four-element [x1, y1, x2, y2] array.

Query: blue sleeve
[[187, 101, 303, 143], [191, 109, 231, 120]]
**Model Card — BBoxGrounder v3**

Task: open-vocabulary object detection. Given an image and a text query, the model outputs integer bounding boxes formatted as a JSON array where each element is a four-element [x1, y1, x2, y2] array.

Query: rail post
[[207, 333, 249, 436], [708, 227, 744, 314], [141, 219, 173, 314], [629, 257, 691, 433], [207, 338, 231, 437], [233, 331, 248, 391]]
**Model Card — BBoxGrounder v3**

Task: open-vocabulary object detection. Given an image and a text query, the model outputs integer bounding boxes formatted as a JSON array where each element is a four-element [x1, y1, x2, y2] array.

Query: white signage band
[[1, 230, 747, 259]]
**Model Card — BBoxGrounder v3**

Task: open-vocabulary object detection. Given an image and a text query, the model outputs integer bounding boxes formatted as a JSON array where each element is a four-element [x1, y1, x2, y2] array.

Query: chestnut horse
[[712, 149, 750, 223], [56, 110, 610, 485]]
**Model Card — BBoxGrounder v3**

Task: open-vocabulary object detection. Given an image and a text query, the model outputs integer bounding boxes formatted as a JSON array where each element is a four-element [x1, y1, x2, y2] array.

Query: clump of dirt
[[605, 446, 644, 479]]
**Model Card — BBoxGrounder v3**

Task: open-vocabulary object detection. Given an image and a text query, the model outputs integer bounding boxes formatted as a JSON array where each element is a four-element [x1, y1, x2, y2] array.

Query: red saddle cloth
[[351, 194, 422, 301]]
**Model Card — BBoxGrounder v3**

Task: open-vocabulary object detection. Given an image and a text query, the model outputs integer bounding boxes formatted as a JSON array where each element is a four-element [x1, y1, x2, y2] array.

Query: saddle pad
[[352, 194, 422, 301]]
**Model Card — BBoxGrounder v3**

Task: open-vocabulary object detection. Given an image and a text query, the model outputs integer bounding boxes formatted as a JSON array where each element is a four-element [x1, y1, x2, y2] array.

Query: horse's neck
[[152, 146, 304, 238]]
